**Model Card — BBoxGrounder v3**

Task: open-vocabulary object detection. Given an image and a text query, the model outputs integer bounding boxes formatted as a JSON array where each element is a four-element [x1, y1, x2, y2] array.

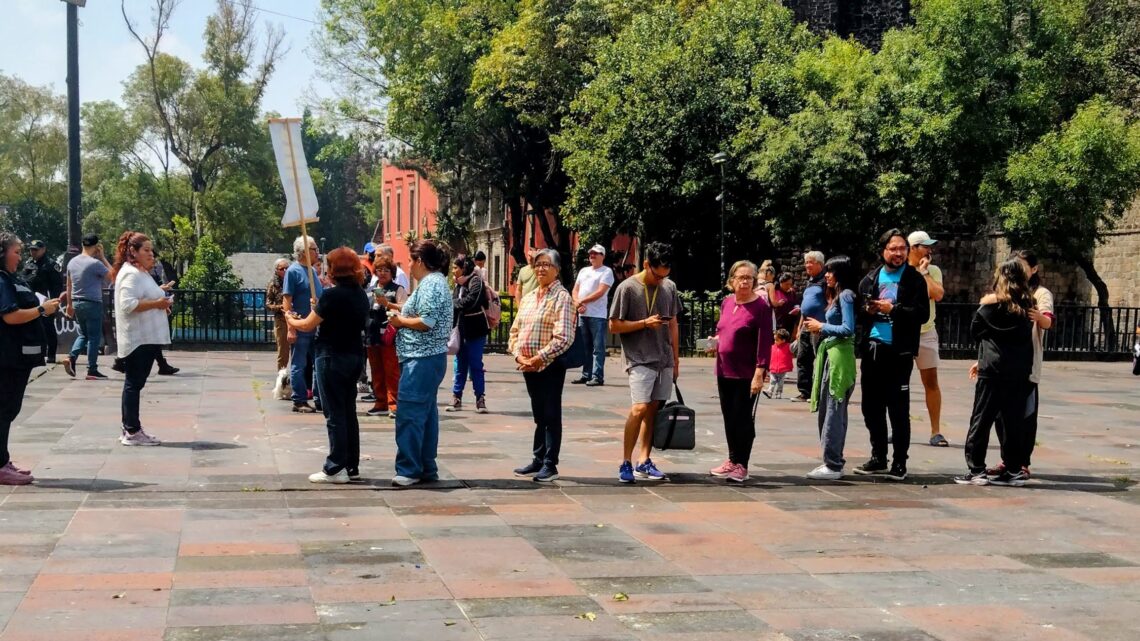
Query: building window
[[493, 254, 500, 292], [384, 191, 391, 237], [396, 190, 402, 235]]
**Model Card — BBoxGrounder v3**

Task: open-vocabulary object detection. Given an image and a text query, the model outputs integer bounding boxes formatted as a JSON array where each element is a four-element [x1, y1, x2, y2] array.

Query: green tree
[[180, 234, 242, 290]]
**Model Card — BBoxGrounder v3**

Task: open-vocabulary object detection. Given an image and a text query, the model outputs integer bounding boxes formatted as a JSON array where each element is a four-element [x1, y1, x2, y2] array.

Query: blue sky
[[1, 0, 332, 117]]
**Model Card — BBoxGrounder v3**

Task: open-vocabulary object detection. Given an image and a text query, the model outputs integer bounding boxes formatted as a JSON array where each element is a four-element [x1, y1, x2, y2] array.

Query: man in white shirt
[[473, 250, 489, 284], [378, 244, 410, 290], [571, 244, 615, 387]]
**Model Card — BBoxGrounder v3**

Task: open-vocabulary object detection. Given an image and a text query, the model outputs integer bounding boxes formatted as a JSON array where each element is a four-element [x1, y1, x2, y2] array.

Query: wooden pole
[[281, 119, 318, 305]]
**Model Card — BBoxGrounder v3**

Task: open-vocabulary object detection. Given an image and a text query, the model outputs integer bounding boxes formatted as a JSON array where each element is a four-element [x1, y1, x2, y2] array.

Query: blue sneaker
[[634, 458, 667, 481], [618, 460, 635, 484]]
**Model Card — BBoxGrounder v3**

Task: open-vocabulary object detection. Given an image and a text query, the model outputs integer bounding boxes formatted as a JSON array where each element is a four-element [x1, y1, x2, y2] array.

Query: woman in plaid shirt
[[508, 248, 575, 482]]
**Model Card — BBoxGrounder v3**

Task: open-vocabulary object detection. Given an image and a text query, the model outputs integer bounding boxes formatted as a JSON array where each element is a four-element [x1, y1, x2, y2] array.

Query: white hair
[[533, 248, 561, 270], [292, 235, 316, 260], [804, 250, 825, 264], [274, 257, 290, 269], [377, 243, 395, 258]]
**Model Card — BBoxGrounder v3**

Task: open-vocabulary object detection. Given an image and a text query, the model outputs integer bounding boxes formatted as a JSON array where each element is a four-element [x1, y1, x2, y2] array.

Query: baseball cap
[[588, 244, 606, 255], [363, 242, 376, 254], [907, 231, 937, 246], [29, 240, 45, 249], [81, 233, 99, 247]]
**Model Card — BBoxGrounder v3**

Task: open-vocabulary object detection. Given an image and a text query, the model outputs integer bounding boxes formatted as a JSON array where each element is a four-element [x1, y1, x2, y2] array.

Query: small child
[[765, 329, 794, 399]]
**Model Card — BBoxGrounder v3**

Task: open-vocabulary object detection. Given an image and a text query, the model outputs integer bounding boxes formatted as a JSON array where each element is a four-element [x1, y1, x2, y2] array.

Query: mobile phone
[[658, 315, 673, 321]]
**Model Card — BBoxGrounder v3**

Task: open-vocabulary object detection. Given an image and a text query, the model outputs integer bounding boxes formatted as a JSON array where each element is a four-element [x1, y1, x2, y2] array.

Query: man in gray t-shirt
[[608, 242, 680, 484], [64, 234, 112, 379]]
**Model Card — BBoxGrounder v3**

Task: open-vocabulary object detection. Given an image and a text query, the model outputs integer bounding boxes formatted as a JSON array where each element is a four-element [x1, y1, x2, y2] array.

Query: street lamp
[[62, 0, 86, 262], [711, 152, 728, 286]]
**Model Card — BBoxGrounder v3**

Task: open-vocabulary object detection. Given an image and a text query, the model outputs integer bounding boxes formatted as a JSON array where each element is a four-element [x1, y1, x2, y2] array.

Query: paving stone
[[1007, 552, 1137, 568]]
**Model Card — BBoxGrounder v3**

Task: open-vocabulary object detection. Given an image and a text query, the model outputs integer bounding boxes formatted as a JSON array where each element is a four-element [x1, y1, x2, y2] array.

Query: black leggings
[[524, 363, 567, 466], [0, 367, 33, 468], [717, 376, 756, 468], [965, 377, 1032, 472]]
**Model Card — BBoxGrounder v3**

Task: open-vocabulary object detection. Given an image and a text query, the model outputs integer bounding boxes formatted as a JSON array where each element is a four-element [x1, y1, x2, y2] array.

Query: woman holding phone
[[1, 232, 61, 485], [366, 254, 407, 418]]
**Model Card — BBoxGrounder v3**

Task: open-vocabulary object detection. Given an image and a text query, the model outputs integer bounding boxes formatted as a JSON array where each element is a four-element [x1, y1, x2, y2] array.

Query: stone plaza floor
[[1, 352, 1138, 641]]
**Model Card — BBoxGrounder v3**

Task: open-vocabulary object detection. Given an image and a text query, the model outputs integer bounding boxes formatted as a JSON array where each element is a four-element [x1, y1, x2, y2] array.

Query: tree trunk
[[507, 197, 526, 266], [1074, 255, 1117, 353]]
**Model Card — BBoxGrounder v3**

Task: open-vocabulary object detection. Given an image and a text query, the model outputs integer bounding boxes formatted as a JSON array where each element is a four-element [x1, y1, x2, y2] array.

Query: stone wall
[[784, 0, 911, 47], [1087, 202, 1140, 307]]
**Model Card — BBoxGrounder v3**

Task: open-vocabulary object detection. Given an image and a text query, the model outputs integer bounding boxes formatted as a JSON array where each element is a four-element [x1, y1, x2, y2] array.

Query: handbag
[[380, 322, 397, 347], [447, 326, 461, 355], [653, 383, 696, 450], [555, 317, 588, 369]]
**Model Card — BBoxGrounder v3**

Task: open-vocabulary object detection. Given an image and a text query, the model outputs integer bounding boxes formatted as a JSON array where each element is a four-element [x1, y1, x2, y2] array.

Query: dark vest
[[0, 271, 47, 370]]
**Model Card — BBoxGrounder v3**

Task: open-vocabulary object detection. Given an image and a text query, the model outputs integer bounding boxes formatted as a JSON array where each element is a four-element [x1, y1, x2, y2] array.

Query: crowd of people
[[1, 225, 1056, 490]]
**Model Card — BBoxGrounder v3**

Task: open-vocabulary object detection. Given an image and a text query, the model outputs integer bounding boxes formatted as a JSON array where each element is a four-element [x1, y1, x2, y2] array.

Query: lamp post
[[62, 0, 86, 262], [711, 152, 728, 286]]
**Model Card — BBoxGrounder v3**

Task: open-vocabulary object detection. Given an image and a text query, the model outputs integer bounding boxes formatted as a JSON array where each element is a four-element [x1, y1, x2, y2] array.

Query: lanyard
[[641, 272, 658, 315]]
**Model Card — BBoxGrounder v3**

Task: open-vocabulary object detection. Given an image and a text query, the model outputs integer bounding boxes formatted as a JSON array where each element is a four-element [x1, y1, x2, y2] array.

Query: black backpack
[[653, 383, 696, 450]]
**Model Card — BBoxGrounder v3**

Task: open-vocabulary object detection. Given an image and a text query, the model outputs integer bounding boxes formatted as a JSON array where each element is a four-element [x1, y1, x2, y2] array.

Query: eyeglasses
[[648, 267, 669, 281], [533, 262, 555, 270]]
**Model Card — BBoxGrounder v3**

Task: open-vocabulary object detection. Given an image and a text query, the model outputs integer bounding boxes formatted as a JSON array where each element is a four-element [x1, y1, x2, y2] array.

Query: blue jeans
[[451, 335, 486, 398], [289, 331, 318, 404], [580, 316, 607, 382], [817, 352, 854, 471], [314, 349, 364, 475], [395, 354, 447, 479], [69, 300, 103, 373]]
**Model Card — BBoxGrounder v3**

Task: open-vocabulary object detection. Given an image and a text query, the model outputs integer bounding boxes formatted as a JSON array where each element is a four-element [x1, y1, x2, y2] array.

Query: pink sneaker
[[710, 459, 735, 477], [725, 464, 750, 483], [0, 465, 33, 486], [2, 461, 31, 475]]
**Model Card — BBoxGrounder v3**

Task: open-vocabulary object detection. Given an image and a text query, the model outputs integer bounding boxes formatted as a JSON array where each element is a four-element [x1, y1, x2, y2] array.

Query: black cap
[[29, 240, 45, 249], [474, 250, 486, 261], [81, 233, 99, 247]]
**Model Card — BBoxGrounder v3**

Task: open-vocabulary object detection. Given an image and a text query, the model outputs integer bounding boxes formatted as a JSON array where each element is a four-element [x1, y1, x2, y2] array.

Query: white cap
[[588, 244, 606, 255], [907, 231, 937, 246]]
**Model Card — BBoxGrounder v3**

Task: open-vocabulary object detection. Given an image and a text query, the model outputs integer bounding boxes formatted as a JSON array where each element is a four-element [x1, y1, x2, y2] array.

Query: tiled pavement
[[1, 352, 1138, 641]]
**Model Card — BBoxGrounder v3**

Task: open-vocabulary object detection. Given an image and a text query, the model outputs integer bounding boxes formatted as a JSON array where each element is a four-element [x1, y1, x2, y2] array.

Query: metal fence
[[160, 289, 1139, 360]]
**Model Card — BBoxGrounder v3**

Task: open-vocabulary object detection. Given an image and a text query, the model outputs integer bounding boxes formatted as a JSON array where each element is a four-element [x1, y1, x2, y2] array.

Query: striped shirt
[[508, 280, 575, 370]]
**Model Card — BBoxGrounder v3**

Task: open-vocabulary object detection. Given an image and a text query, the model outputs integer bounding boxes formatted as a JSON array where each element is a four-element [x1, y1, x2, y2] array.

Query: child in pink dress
[[765, 329, 795, 399]]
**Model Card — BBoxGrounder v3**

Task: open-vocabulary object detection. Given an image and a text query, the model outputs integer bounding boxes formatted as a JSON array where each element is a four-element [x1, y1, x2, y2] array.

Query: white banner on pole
[[269, 118, 320, 228]]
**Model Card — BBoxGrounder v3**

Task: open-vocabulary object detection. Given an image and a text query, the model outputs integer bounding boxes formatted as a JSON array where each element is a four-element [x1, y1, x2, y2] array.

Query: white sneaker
[[806, 464, 842, 480], [309, 469, 350, 484], [391, 475, 420, 487], [120, 428, 161, 446]]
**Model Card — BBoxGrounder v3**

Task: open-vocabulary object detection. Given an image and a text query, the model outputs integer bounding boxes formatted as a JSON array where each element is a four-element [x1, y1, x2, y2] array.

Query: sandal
[[292, 402, 317, 414], [929, 433, 949, 447]]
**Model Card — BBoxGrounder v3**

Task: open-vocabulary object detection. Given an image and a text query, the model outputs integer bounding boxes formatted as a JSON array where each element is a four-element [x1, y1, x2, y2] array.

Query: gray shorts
[[628, 365, 674, 405]]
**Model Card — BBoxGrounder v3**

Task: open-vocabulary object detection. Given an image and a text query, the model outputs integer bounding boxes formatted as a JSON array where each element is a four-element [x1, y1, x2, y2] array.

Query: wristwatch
[[37, 305, 46, 317]]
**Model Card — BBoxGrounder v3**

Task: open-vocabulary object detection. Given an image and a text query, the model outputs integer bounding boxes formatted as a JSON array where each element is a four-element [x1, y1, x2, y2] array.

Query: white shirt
[[574, 265, 615, 318], [1030, 286, 1054, 384], [395, 265, 410, 291], [115, 263, 171, 358]]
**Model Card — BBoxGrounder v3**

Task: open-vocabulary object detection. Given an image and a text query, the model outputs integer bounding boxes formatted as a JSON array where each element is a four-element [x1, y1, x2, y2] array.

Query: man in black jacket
[[853, 229, 929, 481], [23, 240, 63, 363]]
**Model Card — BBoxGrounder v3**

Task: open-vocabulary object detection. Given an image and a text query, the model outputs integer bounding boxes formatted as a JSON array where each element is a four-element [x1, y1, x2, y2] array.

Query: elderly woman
[[803, 256, 858, 480], [366, 254, 407, 418], [265, 258, 290, 372], [707, 260, 772, 483], [446, 255, 490, 413], [1, 233, 61, 485], [508, 248, 575, 482], [286, 247, 370, 483], [112, 231, 173, 446], [388, 239, 452, 487], [283, 235, 324, 413]]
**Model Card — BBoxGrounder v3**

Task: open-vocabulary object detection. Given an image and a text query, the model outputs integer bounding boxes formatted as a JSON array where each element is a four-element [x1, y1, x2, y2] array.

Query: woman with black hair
[[803, 255, 858, 480], [446, 255, 490, 413], [0, 232, 61, 485]]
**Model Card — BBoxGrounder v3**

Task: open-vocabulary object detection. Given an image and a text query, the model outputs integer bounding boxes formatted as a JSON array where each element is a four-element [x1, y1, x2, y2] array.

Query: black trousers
[[40, 315, 57, 360], [0, 367, 33, 468], [314, 350, 365, 475], [977, 378, 1033, 472], [524, 363, 567, 466], [717, 376, 756, 467], [860, 341, 914, 464], [795, 333, 818, 398], [122, 345, 159, 431]]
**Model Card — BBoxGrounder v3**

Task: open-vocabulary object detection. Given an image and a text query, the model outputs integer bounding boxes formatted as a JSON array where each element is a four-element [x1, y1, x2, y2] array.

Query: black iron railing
[[138, 289, 1137, 360]]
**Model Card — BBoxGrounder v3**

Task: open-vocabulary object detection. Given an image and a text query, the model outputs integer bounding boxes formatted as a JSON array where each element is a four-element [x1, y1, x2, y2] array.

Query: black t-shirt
[[314, 284, 369, 355]]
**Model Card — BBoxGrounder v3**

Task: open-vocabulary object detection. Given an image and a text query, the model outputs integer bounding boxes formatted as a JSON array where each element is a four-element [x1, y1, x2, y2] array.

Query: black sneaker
[[570, 377, 590, 385], [157, 365, 180, 376], [111, 358, 126, 373], [534, 464, 559, 483], [852, 458, 889, 475], [987, 470, 1028, 487], [346, 468, 361, 481], [514, 460, 542, 477], [360, 393, 376, 403], [85, 370, 109, 380], [885, 463, 907, 481], [64, 356, 76, 377]]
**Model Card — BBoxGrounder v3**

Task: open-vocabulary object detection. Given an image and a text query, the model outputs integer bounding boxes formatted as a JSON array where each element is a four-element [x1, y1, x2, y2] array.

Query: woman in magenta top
[[706, 260, 773, 482]]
